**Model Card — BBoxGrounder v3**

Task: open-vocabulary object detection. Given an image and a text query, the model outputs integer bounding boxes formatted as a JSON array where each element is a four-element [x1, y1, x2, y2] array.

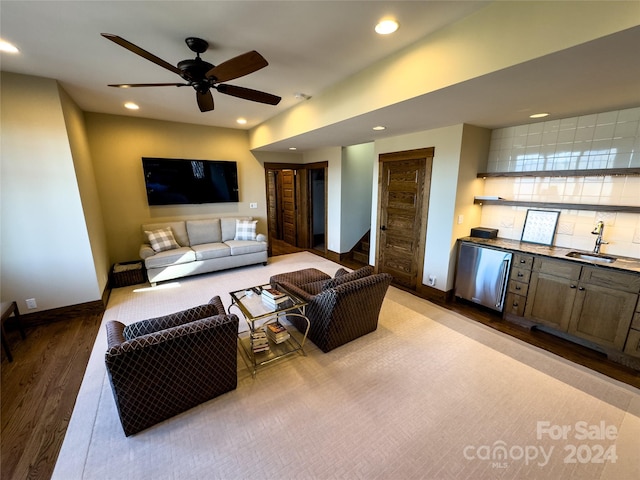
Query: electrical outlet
[[249, 202, 258, 209], [26, 298, 37, 309], [428, 276, 436, 287]]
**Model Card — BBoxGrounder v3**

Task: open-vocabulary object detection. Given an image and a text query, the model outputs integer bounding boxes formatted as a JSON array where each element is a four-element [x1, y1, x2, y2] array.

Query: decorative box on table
[[111, 261, 146, 287]]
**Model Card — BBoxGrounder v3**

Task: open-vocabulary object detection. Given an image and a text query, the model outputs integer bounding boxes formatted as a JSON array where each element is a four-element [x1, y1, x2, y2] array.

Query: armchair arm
[[108, 314, 238, 356], [124, 296, 226, 339], [106, 320, 126, 349], [278, 281, 315, 302]]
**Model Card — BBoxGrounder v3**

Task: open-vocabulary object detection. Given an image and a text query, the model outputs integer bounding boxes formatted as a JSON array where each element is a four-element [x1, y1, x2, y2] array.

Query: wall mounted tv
[[142, 157, 239, 205]]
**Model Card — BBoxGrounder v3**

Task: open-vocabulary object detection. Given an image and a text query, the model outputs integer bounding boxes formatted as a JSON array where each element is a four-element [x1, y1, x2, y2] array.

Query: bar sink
[[566, 251, 616, 263]]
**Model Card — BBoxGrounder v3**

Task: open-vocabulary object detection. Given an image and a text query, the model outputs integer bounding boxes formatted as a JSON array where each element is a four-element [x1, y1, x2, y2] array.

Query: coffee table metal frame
[[228, 284, 309, 377]]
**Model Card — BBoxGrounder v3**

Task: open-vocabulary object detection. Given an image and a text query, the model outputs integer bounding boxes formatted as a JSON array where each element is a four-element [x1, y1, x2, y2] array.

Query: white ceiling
[[2, 1, 639, 152]]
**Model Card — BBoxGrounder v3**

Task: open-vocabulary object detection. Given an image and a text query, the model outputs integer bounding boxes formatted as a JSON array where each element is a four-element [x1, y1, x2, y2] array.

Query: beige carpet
[[53, 252, 640, 480]]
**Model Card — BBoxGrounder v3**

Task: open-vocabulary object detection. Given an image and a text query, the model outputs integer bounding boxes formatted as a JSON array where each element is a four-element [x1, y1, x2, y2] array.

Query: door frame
[[375, 147, 434, 290], [264, 162, 328, 254]]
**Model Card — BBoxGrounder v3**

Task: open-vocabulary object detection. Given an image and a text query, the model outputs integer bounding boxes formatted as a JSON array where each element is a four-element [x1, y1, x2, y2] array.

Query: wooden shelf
[[473, 199, 640, 213], [477, 167, 640, 178]]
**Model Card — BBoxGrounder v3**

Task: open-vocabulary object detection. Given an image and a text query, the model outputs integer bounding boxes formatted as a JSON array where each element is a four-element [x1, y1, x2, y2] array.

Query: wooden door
[[376, 148, 433, 289], [281, 169, 297, 245], [266, 170, 279, 244]]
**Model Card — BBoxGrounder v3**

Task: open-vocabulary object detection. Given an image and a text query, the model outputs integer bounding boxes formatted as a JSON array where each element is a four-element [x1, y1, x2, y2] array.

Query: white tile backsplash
[[481, 107, 640, 258]]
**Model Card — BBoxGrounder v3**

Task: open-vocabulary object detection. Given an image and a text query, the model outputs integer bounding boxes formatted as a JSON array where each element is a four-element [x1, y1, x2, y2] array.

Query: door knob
[[380, 225, 387, 231]]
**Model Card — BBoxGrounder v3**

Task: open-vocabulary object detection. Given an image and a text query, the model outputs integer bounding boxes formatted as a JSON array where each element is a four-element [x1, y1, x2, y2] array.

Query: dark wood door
[[376, 148, 433, 289], [281, 169, 297, 245], [266, 170, 279, 249]]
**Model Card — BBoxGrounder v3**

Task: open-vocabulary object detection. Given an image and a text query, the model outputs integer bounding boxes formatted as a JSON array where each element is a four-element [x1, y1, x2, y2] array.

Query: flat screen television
[[142, 157, 239, 205]]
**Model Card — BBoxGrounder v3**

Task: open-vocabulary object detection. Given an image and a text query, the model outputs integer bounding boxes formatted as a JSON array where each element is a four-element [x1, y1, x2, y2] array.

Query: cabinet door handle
[[520, 259, 526, 263], [570, 284, 577, 289], [517, 272, 524, 277], [515, 285, 521, 290], [578, 286, 585, 291]]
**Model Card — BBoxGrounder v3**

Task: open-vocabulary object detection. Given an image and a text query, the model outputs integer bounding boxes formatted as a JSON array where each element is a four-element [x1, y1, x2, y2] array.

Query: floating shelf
[[473, 199, 640, 213], [477, 168, 640, 178]]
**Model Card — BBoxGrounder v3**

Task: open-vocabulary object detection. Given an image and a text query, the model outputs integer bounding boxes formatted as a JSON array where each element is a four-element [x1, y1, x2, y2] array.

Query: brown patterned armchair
[[105, 296, 238, 436], [270, 266, 392, 352]]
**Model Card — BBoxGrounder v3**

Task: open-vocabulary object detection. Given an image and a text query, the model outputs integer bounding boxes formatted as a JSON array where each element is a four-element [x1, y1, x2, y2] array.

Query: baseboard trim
[[416, 284, 453, 303], [19, 299, 105, 327]]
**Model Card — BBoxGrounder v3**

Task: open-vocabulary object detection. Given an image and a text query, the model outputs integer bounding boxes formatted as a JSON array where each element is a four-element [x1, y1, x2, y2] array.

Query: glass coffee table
[[228, 284, 310, 376]]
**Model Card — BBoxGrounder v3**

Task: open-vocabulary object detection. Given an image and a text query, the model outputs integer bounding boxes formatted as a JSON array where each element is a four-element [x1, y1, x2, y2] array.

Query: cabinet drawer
[[580, 266, 640, 293], [513, 253, 533, 270], [508, 279, 529, 297], [533, 257, 582, 280], [510, 267, 531, 283], [505, 292, 527, 317], [624, 329, 640, 359]]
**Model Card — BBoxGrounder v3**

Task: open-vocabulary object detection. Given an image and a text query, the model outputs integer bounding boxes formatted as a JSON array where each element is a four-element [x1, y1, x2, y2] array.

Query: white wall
[[340, 143, 374, 253], [1, 73, 102, 312]]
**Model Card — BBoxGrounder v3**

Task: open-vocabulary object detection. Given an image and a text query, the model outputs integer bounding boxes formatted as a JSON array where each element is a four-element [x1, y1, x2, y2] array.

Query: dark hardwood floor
[[1, 312, 102, 480], [2, 242, 638, 479]]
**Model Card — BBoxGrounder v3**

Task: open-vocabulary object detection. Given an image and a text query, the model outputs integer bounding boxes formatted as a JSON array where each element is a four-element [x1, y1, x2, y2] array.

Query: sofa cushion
[[323, 265, 374, 289], [186, 219, 222, 245], [234, 219, 257, 241], [144, 247, 196, 269], [225, 240, 267, 256], [191, 243, 231, 261], [142, 221, 189, 247], [145, 227, 181, 253]]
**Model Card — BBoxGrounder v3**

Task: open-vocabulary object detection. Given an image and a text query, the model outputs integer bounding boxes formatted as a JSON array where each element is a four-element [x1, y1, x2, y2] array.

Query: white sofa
[[139, 217, 268, 285]]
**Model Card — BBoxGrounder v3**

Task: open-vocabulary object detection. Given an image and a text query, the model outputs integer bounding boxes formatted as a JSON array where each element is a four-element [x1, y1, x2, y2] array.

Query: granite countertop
[[459, 237, 640, 274]]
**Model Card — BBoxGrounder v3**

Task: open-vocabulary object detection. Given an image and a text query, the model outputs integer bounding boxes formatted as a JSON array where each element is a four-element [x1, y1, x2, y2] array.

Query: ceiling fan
[[101, 33, 281, 112]]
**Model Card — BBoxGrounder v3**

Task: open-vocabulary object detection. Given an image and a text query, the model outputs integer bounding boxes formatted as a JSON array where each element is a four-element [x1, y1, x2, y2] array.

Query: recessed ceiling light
[[372, 126, 386, 131], [124, 102, 139, 110], [529, 112, 549, 118], [236, 118, 247, 125], [289, 147, 297, 151], [0, 39, 19, 53], [375, 19, 399, 35]]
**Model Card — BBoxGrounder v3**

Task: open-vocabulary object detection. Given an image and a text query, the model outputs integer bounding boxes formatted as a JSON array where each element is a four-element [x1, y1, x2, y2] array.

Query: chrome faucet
[[591, 220, 608, 253]]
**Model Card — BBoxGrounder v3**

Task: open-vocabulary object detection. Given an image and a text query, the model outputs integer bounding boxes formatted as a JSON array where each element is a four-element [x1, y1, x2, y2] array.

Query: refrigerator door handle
[[495, 257, 510, 308]]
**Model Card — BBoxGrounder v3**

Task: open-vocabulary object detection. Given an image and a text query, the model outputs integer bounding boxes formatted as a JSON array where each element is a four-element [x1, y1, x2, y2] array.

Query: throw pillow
[[234, 219, 257, 241], [145, 227, 180, 253]]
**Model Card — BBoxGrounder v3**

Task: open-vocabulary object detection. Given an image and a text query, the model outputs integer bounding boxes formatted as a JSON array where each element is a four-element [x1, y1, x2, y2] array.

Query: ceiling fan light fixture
[[124, 102, 139, 110], [375, 19, 399, 35]]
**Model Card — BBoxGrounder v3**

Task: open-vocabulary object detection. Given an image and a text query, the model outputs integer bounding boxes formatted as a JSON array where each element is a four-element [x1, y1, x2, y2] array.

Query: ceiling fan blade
[[216, 84, 281, 105], [108, 83, 187, 88], [197, 90, 214, 112], [101, 33, 182, 76], [205, 51, 268, 83]]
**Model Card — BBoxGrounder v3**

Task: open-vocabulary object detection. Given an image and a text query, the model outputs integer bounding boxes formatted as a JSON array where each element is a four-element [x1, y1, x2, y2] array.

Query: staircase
[[347, 230, 370, 268]]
